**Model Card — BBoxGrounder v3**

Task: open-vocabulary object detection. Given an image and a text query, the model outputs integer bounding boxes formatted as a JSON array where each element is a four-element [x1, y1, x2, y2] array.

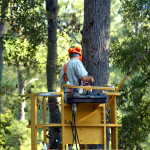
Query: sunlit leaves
[[0, 113, 30, 149], [119, 0, 150, 24], [4, 0, 47, 69], [57, 0, 83, 45], [110, 27, 150, 74]]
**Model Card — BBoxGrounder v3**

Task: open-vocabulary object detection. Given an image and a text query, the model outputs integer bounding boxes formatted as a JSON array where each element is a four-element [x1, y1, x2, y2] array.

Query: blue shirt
[[60, 58, 88, 89]]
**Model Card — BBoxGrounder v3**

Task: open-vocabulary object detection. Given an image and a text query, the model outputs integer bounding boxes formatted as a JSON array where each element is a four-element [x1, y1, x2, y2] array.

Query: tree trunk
[[45, 0, 61, 148], [135, 20, 140, 37], [82, 0, 110, 149], [0, 0, 9, 115], [82, 0, 110, 86], [0, 35, 3, 115], [17, 65, 25, 121]]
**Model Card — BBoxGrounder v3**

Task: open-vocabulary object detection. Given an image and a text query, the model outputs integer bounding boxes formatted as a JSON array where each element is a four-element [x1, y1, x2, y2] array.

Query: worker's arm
[[81, 76, 94, 83]]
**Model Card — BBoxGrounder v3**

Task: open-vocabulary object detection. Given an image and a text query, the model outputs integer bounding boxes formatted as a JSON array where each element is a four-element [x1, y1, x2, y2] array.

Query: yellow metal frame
[[27, 85, 121, 150]]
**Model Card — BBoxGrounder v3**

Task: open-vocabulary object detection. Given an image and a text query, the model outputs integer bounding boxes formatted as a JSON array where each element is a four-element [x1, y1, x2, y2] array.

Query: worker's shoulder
[[69, 59, 84, 68], [70, 58, 82, 64]]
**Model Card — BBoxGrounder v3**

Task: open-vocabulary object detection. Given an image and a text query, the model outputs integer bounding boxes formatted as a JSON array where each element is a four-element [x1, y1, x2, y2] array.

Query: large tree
[[82, 0, 110, 87]]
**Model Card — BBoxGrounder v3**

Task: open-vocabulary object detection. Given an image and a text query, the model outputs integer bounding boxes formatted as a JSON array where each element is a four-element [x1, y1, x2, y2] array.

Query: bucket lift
[[27, 84, 121, 150]]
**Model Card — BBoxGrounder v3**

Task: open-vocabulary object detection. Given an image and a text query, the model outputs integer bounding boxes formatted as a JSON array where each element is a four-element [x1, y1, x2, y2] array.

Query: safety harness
[[63, 62, 74, 93]]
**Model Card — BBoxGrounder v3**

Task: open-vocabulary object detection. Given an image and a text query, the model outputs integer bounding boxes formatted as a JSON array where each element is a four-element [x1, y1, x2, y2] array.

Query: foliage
[[110, 0, 150, 149], [0, 0, 47, 149], [58, 0, 83, 45], [4, 0, 47, 69], [110, 26, 150, 74], [119, 0, 150, 24], [0, 113, 30, 150], [110, 0, 124, 43]]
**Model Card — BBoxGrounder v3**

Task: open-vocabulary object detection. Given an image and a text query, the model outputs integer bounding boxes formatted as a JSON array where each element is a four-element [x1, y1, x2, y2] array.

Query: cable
[[69, 119, 76, 146], [69, 103, 81, 150], [72, 114, 78, 150], [73, 114, 81, 150]]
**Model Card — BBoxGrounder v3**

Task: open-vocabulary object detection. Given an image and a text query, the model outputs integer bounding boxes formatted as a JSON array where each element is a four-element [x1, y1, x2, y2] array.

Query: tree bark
[[0, 35, 3, 115], [0, 0, 9, 115], [135, 20, 140, 37], [82, 0, 110, 149], [17, 65, 25, 121], [45, 0, 61, 148], [82, 0, 110, 86]]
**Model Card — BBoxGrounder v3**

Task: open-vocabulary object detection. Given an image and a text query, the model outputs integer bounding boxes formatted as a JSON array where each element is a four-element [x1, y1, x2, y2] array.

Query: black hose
[[70, 103, 81, 150], [72, 114, 78, 150], [70, 119, 76, 145], [73, 114, 81, 150]]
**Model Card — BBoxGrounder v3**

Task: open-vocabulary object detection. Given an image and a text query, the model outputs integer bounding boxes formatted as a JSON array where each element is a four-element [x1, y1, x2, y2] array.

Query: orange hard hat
[[68, 46, 82, 61]]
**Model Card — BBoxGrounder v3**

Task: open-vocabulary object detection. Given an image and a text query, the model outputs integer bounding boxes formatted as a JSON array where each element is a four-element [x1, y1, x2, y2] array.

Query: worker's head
[[68, 46, 82, 61]]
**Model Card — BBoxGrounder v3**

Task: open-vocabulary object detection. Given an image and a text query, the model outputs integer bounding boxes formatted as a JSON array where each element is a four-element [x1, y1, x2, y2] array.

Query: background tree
[[0, 0, 9, 116], [45, 0, 61, 149]]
